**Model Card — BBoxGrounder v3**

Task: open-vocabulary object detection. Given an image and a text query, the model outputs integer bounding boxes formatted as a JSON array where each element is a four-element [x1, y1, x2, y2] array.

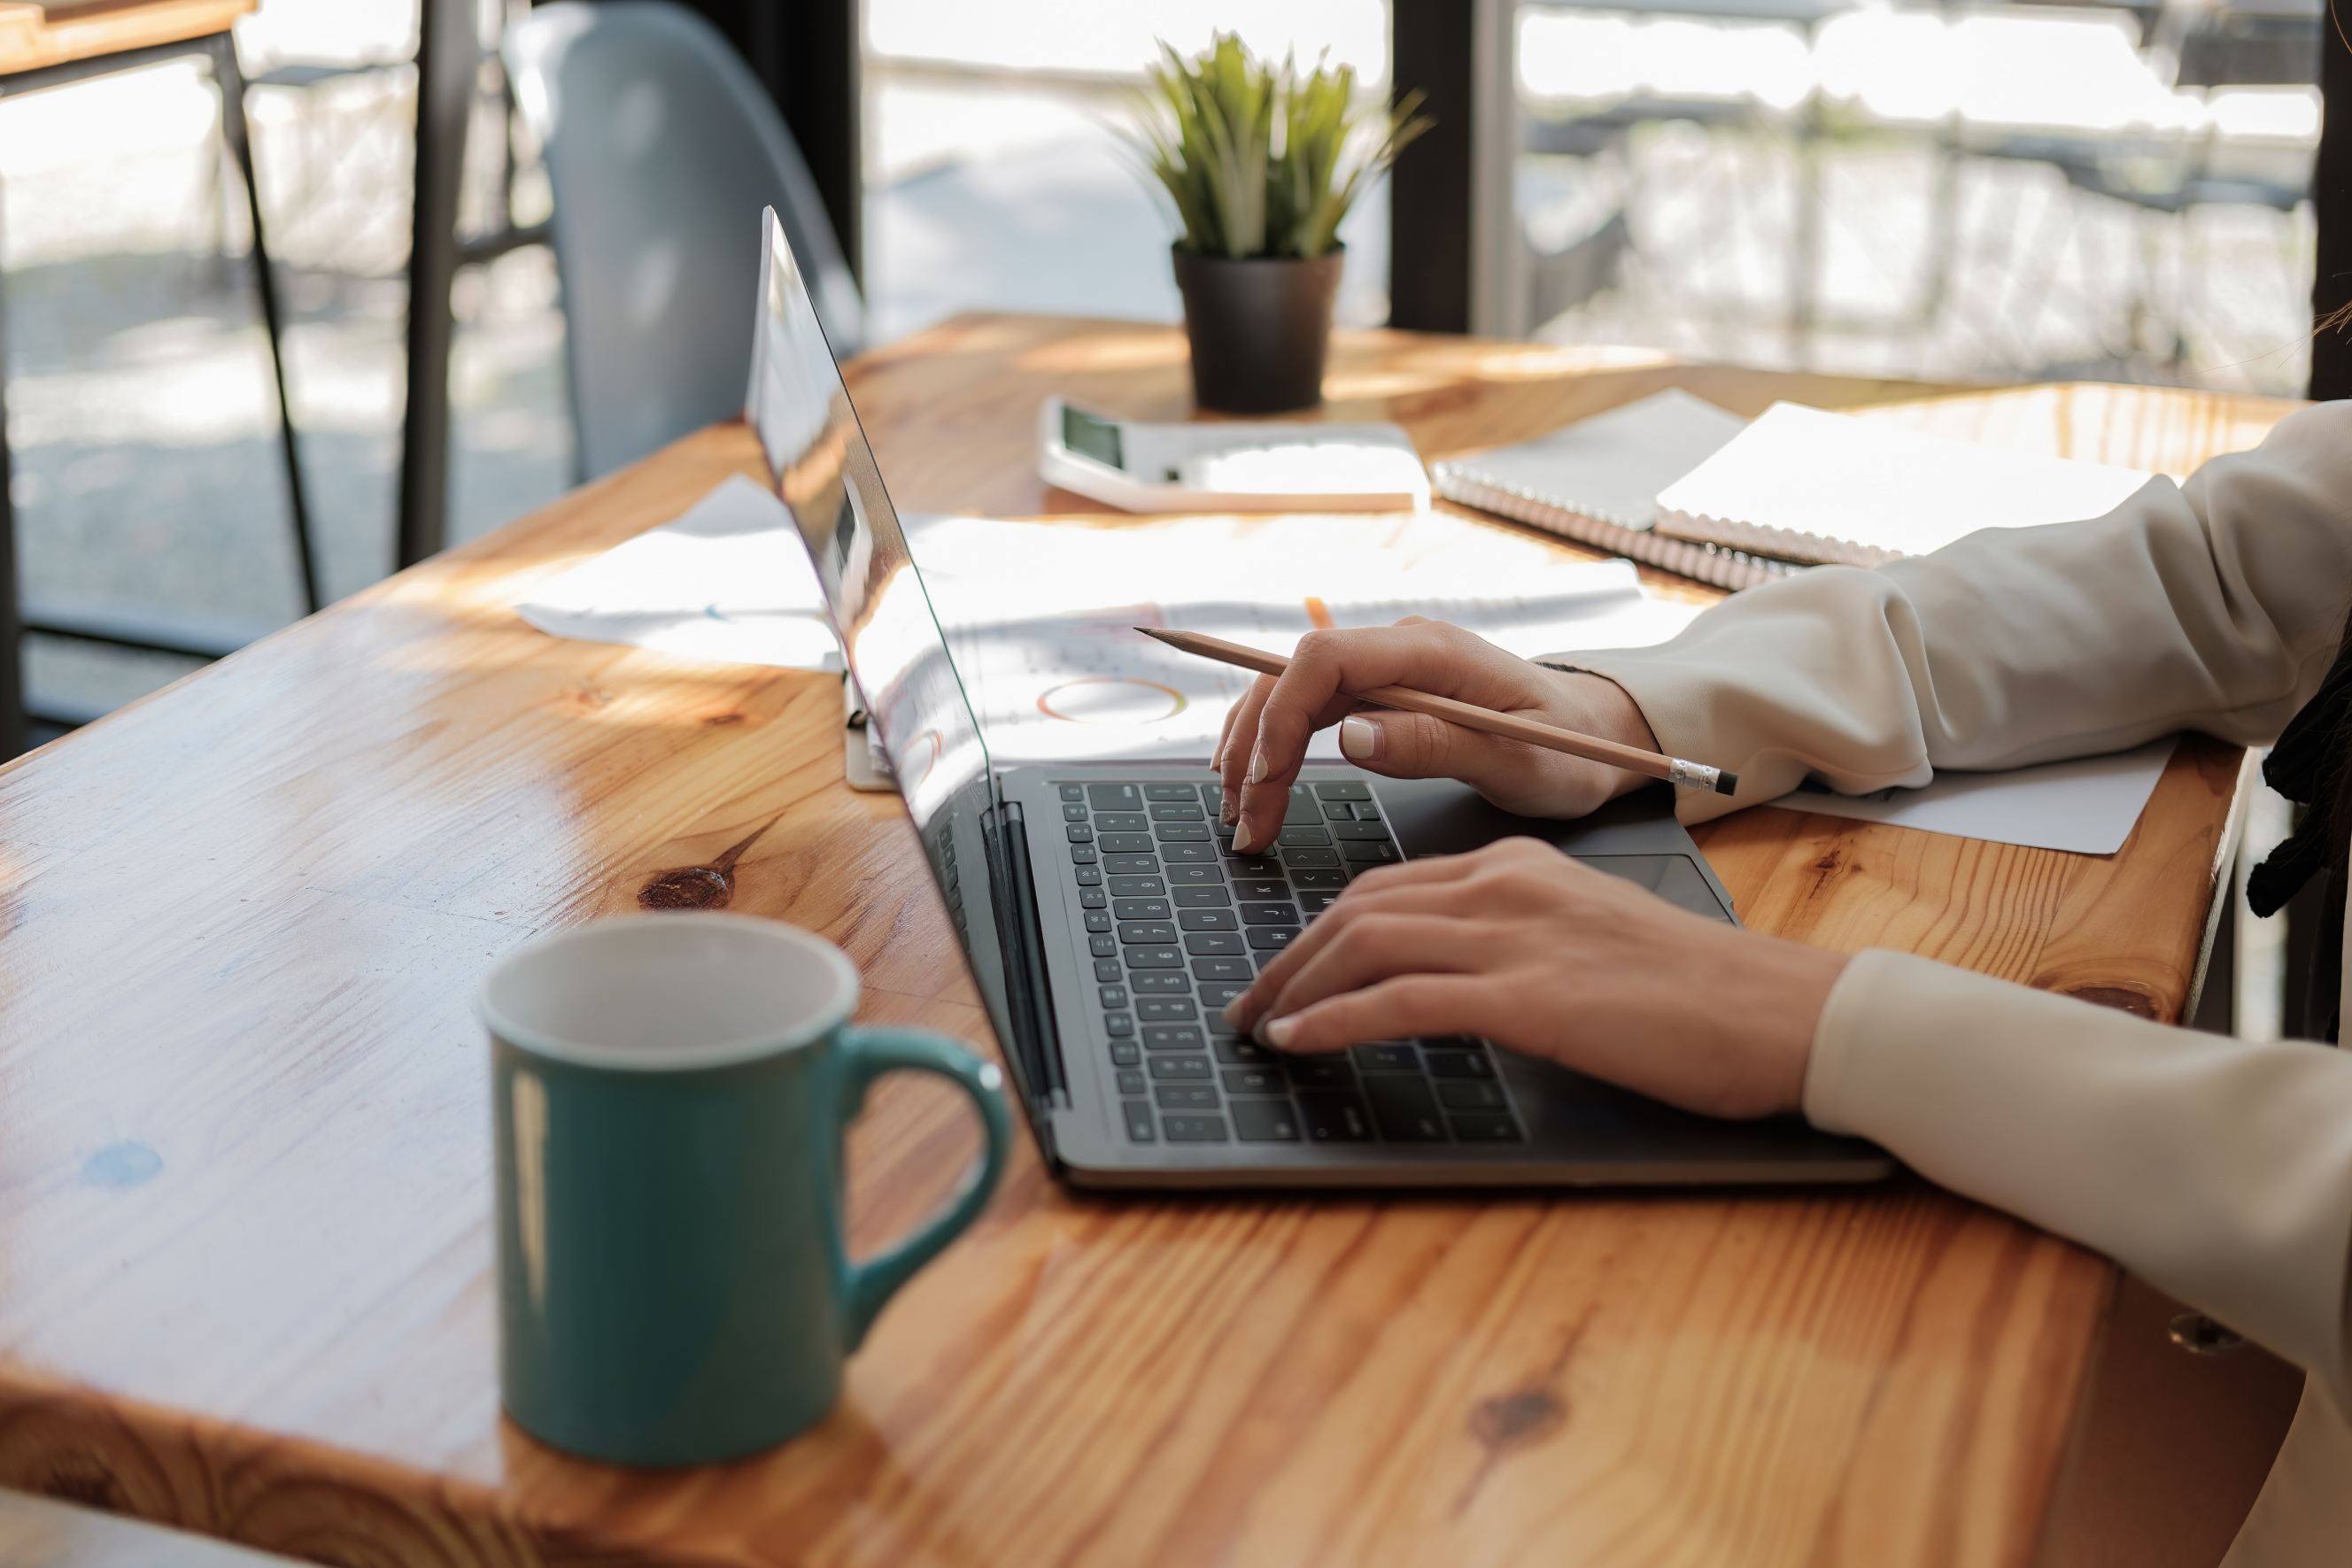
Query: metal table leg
[[397, 0, 475, 568], [212, 33, 321, 614]]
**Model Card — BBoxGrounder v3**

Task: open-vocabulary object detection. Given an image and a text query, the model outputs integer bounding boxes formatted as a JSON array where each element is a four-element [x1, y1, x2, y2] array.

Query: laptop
[[747, 210, 1889, 1188]]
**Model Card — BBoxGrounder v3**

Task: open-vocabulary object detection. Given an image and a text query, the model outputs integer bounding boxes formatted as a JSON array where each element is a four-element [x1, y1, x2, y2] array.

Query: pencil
[[1137, 626, 1739, 797]]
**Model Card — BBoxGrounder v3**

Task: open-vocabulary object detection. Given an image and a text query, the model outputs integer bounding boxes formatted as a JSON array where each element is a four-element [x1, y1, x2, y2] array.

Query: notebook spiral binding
[[1434, 472, 1806, 592]]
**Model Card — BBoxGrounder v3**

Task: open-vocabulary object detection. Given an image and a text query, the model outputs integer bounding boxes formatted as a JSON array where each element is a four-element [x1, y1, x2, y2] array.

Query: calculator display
[[1059, 405, 1126, 471]]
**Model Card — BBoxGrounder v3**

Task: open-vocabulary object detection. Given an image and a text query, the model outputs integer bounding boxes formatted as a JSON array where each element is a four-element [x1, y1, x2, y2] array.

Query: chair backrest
[[505, 1, 864, 480]]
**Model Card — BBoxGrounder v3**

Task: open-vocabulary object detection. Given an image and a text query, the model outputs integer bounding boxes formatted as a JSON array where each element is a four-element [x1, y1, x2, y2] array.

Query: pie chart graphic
[[1036, 677, 1188, 725]]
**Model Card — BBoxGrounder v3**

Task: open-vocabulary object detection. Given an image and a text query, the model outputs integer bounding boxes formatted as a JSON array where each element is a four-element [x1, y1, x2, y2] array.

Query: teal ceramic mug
[[481, 912, 1011, 1466]]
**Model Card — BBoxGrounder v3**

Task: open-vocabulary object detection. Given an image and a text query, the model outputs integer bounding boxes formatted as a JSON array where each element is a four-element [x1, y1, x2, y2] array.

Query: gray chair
[[504, 2, 863, 481]]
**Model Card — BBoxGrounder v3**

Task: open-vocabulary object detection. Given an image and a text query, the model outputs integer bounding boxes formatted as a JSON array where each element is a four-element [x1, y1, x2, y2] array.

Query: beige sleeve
[[1807, 950, 2352, 1404], [1567, 400, 2352, 823]]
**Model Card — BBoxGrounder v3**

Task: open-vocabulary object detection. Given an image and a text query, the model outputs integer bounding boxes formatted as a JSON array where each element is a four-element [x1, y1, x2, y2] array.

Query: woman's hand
[[1224, 838, 1848, 1119], [1213, 619, 1660, 853]]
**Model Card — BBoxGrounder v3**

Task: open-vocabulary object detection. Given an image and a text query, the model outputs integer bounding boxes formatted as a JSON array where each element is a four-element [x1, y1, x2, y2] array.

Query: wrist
[[1551, 670, 1663, 800]]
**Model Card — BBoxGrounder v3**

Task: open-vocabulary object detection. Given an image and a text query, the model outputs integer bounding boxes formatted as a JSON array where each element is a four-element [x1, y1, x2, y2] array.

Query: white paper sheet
[[514, 475, 840, 671], [1783, 738, 2178, 854]]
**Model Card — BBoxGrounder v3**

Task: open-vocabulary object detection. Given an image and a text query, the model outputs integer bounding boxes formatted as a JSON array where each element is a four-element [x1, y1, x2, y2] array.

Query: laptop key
[[1155, 823, 1211, 842], [1162, 1114, 1228, 1142], [1066, 823, 1095, 844], [1114, 897, 1172, 919], [1160, 843, 1219, 864], [1079, 887, 1108, 909], [1286, 1055, 1355, 1088], [1071, 845, 1098, 865], [1148, 1054, 1212, 1081], [1125, 946, 1183, 969], [1277, 825, 1332, 847], [1088, 784, 1143, 810], [1138, 998, 1196, 1023], [1332, 821, 1389, 841], [1186, 932, 1244, 956], [1200, 982, 1249, 1009], [1084, 911, 1112, 933], [1118, 922, 1178, 944], [1285, 785, 1321, 823], [1364, 1077, 1448, 1141], [1075, 867, 1104, 887], [1131, 971, 1189, 994], [1299, 892, 1339, 914], [1122, 1101, 1156, 1141], [1059, 784, 1086, 803], [1108, 876, 1164, 897], [1088, 935, 1117, 958], [1226, 854, 1284, 878], [1103, 854, 1159, 876], [1437, 1079, 1507, 1110], [1173, 885, 1231, 908], [1155, 1084, 1218, 1109], [1290, 869, 1347, 891], [1231, 1098, 1303, 1142], [1145, 784, 1198, 801], [1110, 1040, 1141, 1066], [1355, 1043, 1420, 1073], [1342, 840, 1402, 866], [1094, 958, 1123, 983], [1165, 864, 1223, 886], [1450, 1112, 1524, 1143], [1247, 926, 1297, 952], [1179, 908, 1238, 931], [1063, 803, 1090, 823], [1423, 1049, 1495, 1079], [1149, 802, 1206, 822], [1298, 1092, 1374, 1141], [1350, 799, 1381, 821], [1215, 1037, 1276, 1064], [1322, 801, 1355, 822], [1282, 846, 1341, 869], [1117, 1068, 1147, 1096], [1233, 879, 1288, 900], [1099, 834, 1154, 854], [1143, 1025, 1205, 1052], [1105, 1013, 1133, 1037], [1313, 782, 1372, 801], [1240, 901, 1298, 925], [1192, 956, 1253, 981], [1098, 811, 1149, 832], [1222, 1066, 1284, 1095], [1099, 985, 1129, 1008]]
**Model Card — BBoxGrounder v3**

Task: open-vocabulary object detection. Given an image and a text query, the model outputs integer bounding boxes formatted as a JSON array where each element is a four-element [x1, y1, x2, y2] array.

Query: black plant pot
[[1172, 245, 1343, 414]]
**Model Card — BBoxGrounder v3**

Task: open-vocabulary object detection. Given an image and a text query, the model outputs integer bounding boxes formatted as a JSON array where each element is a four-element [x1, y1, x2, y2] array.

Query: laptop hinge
[[984, 802, 1071, 1129]]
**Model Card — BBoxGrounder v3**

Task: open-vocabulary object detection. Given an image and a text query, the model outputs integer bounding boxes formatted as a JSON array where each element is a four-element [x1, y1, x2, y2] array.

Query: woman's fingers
[[1217, 674, 1277, 828], [1226, 869, 1487, 1030], [1232, 624, 1453, 848], [1246, 910, 1491, 1034], [1263, 975, 1494, 1054]]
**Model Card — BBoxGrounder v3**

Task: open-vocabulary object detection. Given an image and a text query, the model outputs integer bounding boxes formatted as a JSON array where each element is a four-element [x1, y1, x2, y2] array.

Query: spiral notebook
[[1652, 402, 2160, 567], [1432, 390, 1804, 591]]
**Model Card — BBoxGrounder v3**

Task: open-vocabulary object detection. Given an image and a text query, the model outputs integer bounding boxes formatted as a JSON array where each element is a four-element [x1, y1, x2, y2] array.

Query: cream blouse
[[1575, 398, 2352, 1565]]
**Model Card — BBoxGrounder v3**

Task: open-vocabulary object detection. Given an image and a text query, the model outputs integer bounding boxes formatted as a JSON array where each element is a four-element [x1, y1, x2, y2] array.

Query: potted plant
[[1125, 35, 1430, 414]]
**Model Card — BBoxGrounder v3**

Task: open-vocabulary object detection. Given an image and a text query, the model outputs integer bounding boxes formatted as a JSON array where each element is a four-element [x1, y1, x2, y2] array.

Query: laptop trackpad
[[1375, 778, 1733, 923]]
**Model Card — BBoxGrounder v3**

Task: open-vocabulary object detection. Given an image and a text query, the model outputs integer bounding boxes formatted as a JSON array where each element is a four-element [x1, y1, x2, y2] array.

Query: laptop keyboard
[[1056, 779, 1524, 1148]]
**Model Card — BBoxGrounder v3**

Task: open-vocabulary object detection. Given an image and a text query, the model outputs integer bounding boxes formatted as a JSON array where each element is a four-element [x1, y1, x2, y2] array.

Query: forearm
[[1564, 402, 2352, 823], [1810, 951, 2352, 1402]]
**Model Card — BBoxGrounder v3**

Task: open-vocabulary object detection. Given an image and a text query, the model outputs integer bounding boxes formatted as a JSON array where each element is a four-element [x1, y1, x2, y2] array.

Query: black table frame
[[0, 27, 321, 757]]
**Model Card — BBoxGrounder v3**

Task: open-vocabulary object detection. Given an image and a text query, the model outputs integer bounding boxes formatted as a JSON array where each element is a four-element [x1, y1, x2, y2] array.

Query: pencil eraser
[[1714, 769, 1740, 797]]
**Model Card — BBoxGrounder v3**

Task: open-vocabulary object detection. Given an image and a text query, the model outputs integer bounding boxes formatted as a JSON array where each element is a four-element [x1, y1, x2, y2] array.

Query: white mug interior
[[481, 913, 860, 1071]]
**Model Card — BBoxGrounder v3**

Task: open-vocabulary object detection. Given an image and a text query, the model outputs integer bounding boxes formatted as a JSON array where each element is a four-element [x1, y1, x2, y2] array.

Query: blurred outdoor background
[[1, 0, 2332, 724]]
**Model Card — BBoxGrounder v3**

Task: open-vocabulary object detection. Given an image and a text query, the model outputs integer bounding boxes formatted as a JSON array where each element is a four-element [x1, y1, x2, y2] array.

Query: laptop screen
[[745, 209, 1031, 1092]]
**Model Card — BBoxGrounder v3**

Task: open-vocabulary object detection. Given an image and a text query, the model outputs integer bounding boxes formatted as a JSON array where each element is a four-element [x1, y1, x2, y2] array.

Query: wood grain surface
[[0, 0, 252, 74], [0, 314, 2292, 1567]]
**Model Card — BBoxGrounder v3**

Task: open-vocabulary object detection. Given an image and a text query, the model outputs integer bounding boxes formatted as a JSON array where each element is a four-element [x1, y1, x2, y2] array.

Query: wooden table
[[0, 314, 2294, 1566], [0, 1, 252, 77]]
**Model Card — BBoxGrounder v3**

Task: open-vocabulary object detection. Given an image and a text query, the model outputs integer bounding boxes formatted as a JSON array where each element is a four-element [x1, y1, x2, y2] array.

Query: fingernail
[[1262, 1016, 1296, 1048], [1219, 792, 1237, 825], [1339, 715, 1381, 762], [1231, 824, 1254, 854], [1245, 749, 1269, 784]]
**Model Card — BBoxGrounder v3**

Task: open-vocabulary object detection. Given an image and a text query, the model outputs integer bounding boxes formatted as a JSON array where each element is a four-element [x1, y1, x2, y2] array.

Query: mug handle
[[833, 1028, 1013, 1352]]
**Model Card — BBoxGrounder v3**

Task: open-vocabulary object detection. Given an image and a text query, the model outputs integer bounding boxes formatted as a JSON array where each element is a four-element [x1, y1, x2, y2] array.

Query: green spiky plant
[[1124, 34, 1432, 261]]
